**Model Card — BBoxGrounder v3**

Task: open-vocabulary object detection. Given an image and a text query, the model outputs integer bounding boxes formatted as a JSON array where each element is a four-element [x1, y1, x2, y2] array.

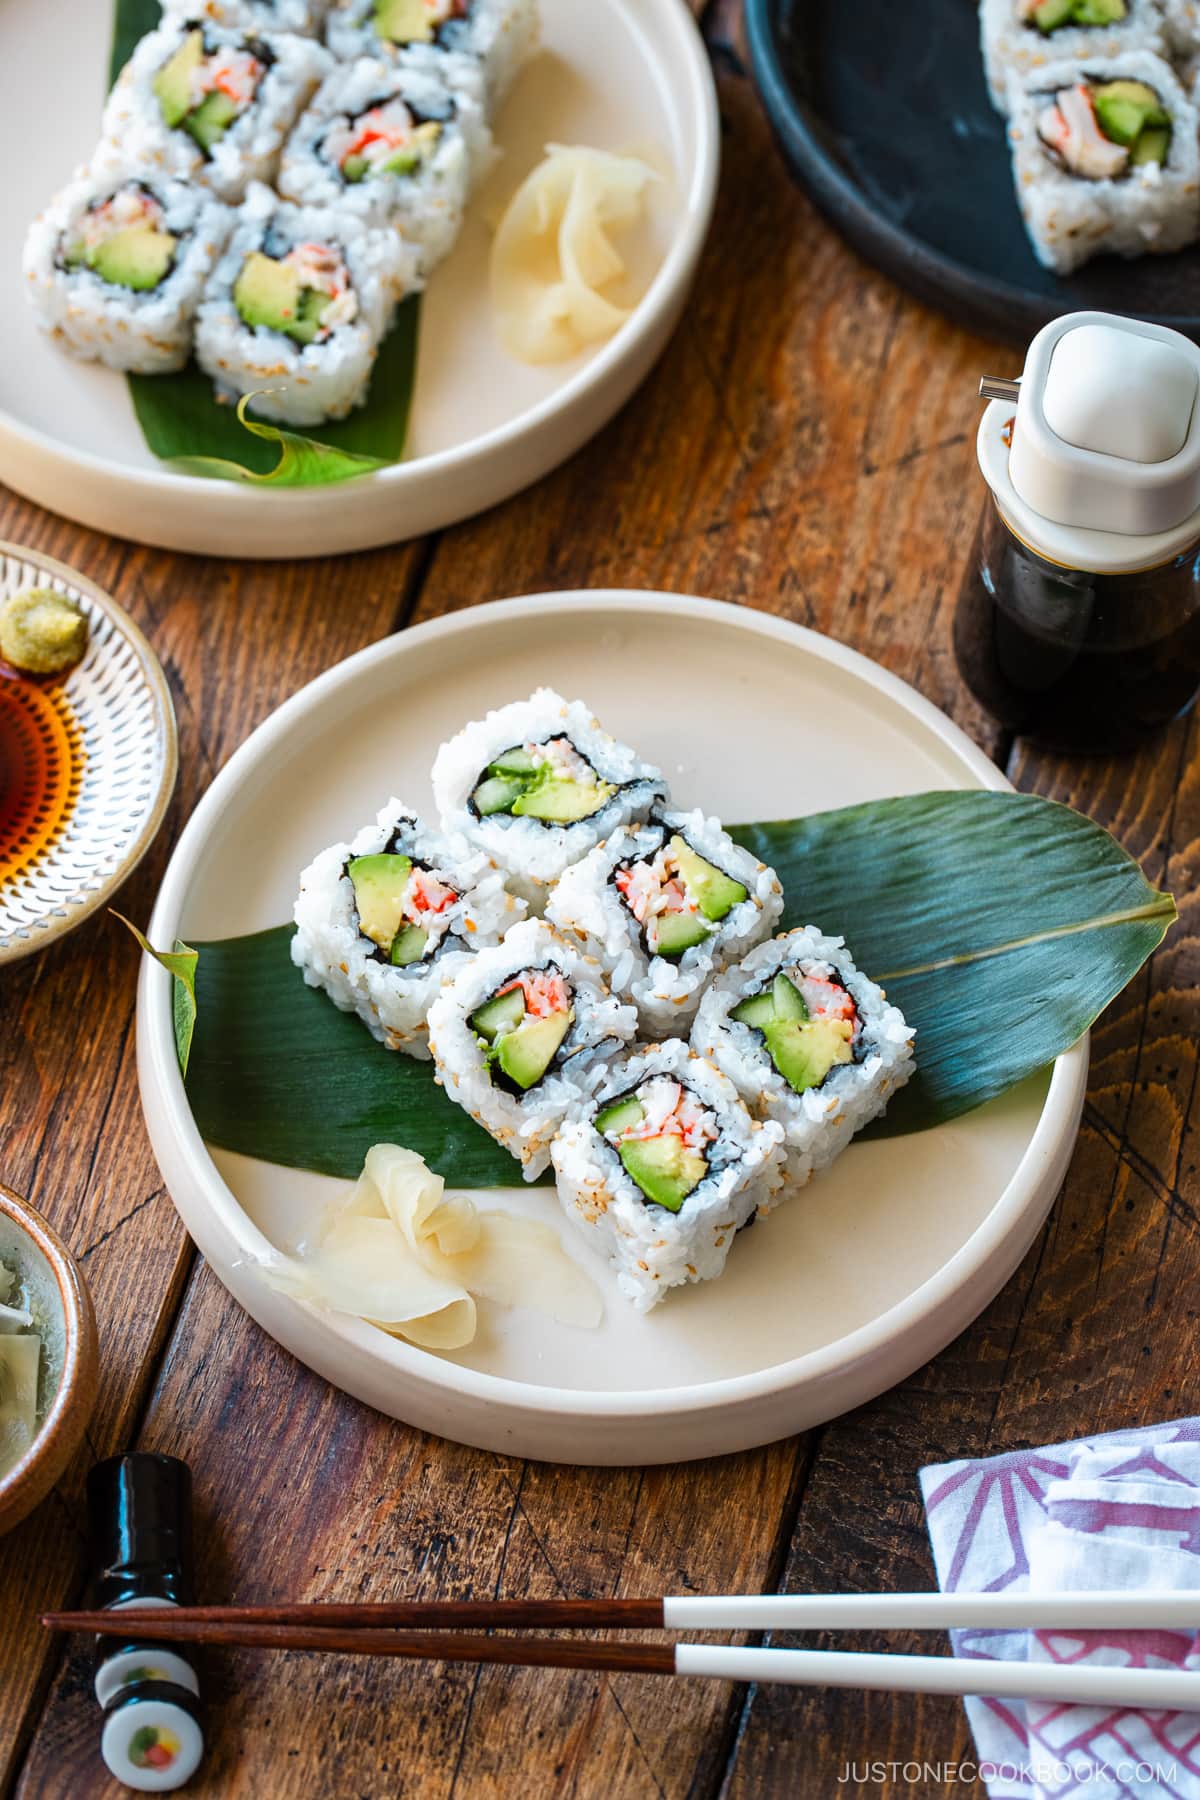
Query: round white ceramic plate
[[0, 0, 717, 559], [137, 592, 1088, 1465], [0, 543, 177, 965]]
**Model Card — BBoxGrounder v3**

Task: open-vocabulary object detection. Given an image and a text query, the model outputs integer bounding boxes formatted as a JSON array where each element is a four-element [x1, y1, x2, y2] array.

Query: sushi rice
[[426, 918, 639, 1180], [432, 689, 669, 895], [325, 0, 538, 105], [1161, 0, 1200, 54], [1005, 50, 1200, 272], [194, 180, 419, 424], [97, 21, 333, 204], [291, 799, 523, 1059], [279, 57, 493, 266], [160, 0, 335, 35], [980, 0, 1166, 114], [23, 168, 233, 374], [546, 808, 784, 1038], [691, 926, 915, 1187], [550, 1039, 786, 1313]]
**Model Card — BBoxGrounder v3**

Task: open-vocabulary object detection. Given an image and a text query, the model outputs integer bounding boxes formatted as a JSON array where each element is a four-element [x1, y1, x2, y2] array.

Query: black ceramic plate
[[745, 0, 1200, 344]]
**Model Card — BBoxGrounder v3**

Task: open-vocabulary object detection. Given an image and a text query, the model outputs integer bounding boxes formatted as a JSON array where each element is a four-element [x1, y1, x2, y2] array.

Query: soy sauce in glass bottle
[[955, 311, 1200, 753]]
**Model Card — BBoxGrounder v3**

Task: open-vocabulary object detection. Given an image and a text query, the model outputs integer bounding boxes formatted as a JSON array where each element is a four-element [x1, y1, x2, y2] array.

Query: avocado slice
[[595, 1096, 644, 1137], [731, 988, 775, 1029], [88, 223, 177, 292], [234, 251, 302, 332], [1032, 0, 1074, 26], [470, 987, 525, 1042], [494, 1011, 571, 1089], [389, 923, 429, 966], [1093, 80, 1168, 123], [652, 911, 710, 958], [373, 0, 434, 44], [154, 29, 204, 128], [1131, 124, 1171, 165], [1073, 0, 1127, 21], [348, 852, 412, 953], [233, 253, 331, 344], [618, 1135, 708, 1212], [669, 836, 748, 923], [762, 1018, 854, 1094], [184, 88, 239, 152], [511, 777, 613, 824]]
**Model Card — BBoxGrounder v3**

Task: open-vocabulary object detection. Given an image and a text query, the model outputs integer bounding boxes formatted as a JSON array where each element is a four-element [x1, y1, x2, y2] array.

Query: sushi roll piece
[[1161, 0, 1200, 59], [1006, 51, 1200, 272], [325, 0, 538, 106], [431, 689, 668, 897], [426, 918, 639, 1180], [23, 168, 232, 374], [691, 927, 915, 1188], [98, 21, 333, 204], [291, 800, 523, 1059], [551, 1040, 786, 1313], [194, 181, 418, 425], [980, 0, 1165, 115], [160, 0, 334, 33], [546, 808, 783, 1039], [278, 57, 491, 266]]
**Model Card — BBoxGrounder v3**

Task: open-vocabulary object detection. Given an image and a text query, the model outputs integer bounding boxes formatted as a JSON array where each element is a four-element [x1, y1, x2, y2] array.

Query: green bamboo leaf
[[112, 0, 421, 487], [159, 394, 392, 488], [731, 790, 1176, 1135], [112, 912, 199, 1077], [110, 0, 159, 86], [185, 926, 545, 1186], [179, 792, 1174, 1179]]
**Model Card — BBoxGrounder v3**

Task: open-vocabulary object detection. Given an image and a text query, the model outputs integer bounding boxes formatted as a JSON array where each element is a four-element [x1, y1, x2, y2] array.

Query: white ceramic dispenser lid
[[977, 310, 1200, 573]]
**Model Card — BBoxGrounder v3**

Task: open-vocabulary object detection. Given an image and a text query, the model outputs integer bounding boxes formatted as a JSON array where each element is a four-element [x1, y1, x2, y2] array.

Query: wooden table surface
[[3, 4, 1198, 1795]]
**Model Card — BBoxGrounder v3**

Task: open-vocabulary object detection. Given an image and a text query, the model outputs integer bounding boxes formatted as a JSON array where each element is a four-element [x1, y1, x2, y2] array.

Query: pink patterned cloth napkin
[[920, 1420, 1200, 1800]]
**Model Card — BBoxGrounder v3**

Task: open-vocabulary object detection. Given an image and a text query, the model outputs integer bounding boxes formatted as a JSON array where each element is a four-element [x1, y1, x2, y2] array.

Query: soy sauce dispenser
[[955, 310, 1200, 752]]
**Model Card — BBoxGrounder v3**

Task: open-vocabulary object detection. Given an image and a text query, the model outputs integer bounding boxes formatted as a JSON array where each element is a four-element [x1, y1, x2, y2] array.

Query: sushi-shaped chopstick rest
[[921, 1416, 1200, 1800], [87, 1454, 204, 1793]]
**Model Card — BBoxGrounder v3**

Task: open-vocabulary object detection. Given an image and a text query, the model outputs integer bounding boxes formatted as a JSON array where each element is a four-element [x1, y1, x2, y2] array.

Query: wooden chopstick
[[39, 1611, 1200, 1710], [45, 1589, 1200, 1635]]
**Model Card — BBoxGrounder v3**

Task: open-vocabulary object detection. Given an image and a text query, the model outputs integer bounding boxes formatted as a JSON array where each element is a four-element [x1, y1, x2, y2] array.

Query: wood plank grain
[[13, 34, 1024, 1800], [724, 718, 1198, 1799], [0, 486, 421, 1790]]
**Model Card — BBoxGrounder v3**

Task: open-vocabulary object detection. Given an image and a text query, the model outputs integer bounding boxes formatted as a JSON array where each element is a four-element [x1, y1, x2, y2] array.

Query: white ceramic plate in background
[[136, 592, 1088, 1465], [0, 544, 177, 965], [0, 0, 718, 559]]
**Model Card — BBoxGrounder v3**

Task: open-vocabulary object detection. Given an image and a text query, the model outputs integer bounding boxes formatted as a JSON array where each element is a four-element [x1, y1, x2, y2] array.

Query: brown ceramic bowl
[[0, 1184, 99, 1535]]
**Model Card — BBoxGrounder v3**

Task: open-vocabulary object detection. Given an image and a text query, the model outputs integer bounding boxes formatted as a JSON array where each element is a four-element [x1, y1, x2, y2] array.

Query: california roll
[[980, 0, 1165, 113], [195, 180, 418, 424], [692, 927, 915, 1187], [325, 0, 538, 103], [547, 809, 783, 1038], [1006, 51, 1200, 271], [23, 169, 232, 374], [98, 20, 332, 203], [291, 800, 523, 1058], [551, 1040, 785, 1312], [426, 918, 638, 1180], [432, 690, 668, 895], [279, 57, 491, 265]]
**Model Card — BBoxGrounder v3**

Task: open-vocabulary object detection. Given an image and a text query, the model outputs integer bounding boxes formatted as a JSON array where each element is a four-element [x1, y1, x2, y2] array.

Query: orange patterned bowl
[[0, 542, 176, 964], [0, 1183, 99, 1535]]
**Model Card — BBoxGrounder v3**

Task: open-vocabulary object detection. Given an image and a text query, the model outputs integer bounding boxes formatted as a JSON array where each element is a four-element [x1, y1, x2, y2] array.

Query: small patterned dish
[[0, 543, 176, 964]]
